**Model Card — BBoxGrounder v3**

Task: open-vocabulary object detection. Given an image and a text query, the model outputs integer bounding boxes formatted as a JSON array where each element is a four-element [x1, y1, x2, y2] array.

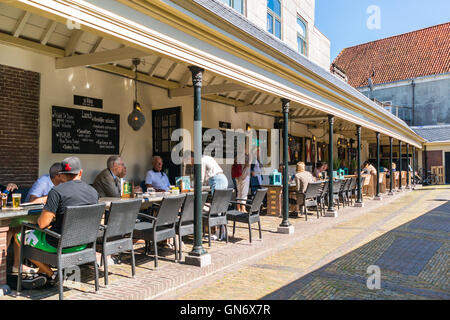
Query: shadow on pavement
[[261, 201, 450, 300]]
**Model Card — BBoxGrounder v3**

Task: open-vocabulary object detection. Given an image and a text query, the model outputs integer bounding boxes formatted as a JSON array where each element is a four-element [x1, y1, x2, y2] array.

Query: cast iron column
[[189, 66, 207, 257], [279, 98, 291, 228], [327, 115, 335, 213], [412, 146, 416, 187], [389, 137, 393, 194], [406, 143, 410, 189], [424, 144, 428, 185], [375, 132, 381, 198], [398, 141, 402, 190], [355, 125, 363, 205]]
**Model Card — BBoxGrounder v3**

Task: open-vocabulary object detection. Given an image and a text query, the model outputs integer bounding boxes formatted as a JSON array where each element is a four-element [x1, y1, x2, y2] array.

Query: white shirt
[[201, 155, 224, 183]]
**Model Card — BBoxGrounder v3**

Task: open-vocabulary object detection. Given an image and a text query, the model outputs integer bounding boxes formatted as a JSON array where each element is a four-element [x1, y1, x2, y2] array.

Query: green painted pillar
[[389, 137, 393, 194], [406, 143, 410, 188], [375, 132, 380, 198], [356, 125, 363, 205], [398, 141, 402, 190], [412, 146, 416, 187], [189, 66, 207, 257], [423, 144, 428, 185], [279, 98, 291, 228], [327, 115, 335, 212]]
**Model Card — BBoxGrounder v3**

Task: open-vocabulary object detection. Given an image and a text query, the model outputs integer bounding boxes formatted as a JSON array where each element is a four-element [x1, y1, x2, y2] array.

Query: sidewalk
[[1, 186, 443, 300]]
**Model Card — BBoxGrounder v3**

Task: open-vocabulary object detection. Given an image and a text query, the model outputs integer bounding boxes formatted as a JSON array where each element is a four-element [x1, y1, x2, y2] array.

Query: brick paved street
[[1, 185, 448, 300], [162, 186, 450, 300]]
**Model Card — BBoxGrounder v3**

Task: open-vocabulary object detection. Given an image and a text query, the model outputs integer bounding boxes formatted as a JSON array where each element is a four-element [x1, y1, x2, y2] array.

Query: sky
[[315, 0, 450, 62]]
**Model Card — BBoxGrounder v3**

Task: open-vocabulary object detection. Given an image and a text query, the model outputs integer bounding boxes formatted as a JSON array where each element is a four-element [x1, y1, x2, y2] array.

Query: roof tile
[[332, 23, 450, 88]]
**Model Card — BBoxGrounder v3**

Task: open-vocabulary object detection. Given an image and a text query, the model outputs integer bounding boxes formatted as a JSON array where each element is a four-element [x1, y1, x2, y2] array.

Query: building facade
[[332, 23, 450, 127], [221, 0, 331, 70]]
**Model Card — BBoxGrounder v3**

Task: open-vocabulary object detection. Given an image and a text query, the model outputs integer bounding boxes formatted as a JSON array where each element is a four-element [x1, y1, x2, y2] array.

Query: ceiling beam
[[244, 91, 258, 104], [235, 102, 281, 113], [65, 29, 84, 56], [0, 31, 63, 57], [147, 56, 162, 76], [40, 20, 57, 45], [291, 116, 328, 121], [178, 70, 191, 87], [92, 63, 179, 89], [169, 83, 248, 98], [90, 37, 104, 53], [56, 46, 148, 69], [13, 11, 31, 38], [163, 62, 178, 80]]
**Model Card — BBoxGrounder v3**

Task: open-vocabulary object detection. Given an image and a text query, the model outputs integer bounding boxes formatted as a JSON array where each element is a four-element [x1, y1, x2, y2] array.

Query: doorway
[[152, 107, 181, 184]]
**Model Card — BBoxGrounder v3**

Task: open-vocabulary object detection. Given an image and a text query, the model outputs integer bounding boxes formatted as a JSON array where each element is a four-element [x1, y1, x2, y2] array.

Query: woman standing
[[236, 154, 250, 212], [250, 148, 263, 195]]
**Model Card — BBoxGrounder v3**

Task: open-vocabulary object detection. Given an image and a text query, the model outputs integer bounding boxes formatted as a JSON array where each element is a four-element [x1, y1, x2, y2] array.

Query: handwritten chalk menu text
[[52, 106, 120, 154]]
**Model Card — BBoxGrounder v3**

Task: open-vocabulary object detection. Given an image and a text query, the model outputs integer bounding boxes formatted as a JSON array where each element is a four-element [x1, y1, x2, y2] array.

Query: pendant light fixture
[[127, 58, 146, 131]]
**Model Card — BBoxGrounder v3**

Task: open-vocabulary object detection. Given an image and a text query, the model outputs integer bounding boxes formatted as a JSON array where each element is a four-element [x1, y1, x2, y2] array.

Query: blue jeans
[[209, 173, 228, 193]]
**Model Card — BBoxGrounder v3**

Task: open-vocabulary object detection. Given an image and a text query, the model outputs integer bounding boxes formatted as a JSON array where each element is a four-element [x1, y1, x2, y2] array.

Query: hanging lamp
[[127, 58, 146, 131]]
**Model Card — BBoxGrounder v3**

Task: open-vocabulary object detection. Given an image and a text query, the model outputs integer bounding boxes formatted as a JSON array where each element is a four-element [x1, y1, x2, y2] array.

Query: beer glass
[[1, 194, 7, 207], [12, 193, 21, 208]]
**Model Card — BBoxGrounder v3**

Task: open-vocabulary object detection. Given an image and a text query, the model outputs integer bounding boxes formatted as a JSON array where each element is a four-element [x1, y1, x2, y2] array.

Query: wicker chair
[[176, 192, 208, 261], [226, 188, 267, 243], [202, 189, 234, 247], [17, 203, 106, 300], [133, 194, 186, 267], [97, 199, 142, 286]]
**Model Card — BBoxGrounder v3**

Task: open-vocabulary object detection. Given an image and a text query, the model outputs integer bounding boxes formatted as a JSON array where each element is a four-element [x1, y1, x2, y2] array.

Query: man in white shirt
[[190, 152, 228, 192]]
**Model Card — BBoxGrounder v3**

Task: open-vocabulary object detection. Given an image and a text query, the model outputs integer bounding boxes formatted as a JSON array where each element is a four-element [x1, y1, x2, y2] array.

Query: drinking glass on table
[[147, 187, 156, 196], [12, 193, 21, 208], [1, 194, 7, 207]]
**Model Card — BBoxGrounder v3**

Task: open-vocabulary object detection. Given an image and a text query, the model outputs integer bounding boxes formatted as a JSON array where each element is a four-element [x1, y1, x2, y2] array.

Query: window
[[296, 16, 307, 56], [267, 0, 281, 39], [220, 0, 244, 14]]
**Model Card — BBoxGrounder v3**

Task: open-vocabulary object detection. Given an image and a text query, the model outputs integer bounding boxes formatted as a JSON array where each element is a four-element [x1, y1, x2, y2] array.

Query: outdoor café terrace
[[0, 0, 425, 299]]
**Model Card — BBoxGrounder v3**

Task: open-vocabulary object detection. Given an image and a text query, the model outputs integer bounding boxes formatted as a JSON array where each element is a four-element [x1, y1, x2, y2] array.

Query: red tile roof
[[331, 22, 450, 88]]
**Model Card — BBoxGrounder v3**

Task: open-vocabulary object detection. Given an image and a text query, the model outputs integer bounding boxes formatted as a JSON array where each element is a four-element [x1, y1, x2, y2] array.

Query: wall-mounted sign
[[74, 95, 103, 109], [52, 106, 119, 154]]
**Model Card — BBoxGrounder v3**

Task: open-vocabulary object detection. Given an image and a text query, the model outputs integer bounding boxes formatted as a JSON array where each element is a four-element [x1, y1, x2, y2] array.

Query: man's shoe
[[21, 273, 47, 290]]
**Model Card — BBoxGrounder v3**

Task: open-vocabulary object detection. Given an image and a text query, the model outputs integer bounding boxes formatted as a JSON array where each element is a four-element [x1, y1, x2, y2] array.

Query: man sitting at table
[[145, 156, 170, 192], [25, 162, 64, 204], [92, 156, 127, 198], [290, 161, 315, 216], [14, 156, 99, 288]]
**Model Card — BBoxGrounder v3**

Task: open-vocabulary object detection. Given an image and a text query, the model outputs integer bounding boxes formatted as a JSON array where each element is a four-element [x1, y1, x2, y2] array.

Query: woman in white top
[[236, 154, 250, 212]]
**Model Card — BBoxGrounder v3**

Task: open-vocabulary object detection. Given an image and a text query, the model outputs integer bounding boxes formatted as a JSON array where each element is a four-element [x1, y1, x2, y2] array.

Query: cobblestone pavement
[[1, 186, 448, 300], [161, 186, 450, 300]]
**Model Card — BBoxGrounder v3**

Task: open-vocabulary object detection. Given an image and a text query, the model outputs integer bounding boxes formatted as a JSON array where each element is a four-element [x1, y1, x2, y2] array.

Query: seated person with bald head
[[25, 162, 64, 204], [145, 156, 170, 192], [92, 156, 126, 198]]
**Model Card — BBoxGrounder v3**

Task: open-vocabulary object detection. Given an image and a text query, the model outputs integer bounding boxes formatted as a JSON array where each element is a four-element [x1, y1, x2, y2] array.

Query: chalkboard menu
[[52, 106, 120, 154]]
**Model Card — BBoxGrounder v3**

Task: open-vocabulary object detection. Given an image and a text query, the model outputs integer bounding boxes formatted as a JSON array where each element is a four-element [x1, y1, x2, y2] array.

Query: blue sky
[[315, 0, 450, 62]]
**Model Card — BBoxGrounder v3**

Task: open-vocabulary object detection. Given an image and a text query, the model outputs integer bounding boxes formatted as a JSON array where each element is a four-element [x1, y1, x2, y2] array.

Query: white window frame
[[267, 0, 282, 39], [296, 15, 308, 57], [220, 0, 245, 15]]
